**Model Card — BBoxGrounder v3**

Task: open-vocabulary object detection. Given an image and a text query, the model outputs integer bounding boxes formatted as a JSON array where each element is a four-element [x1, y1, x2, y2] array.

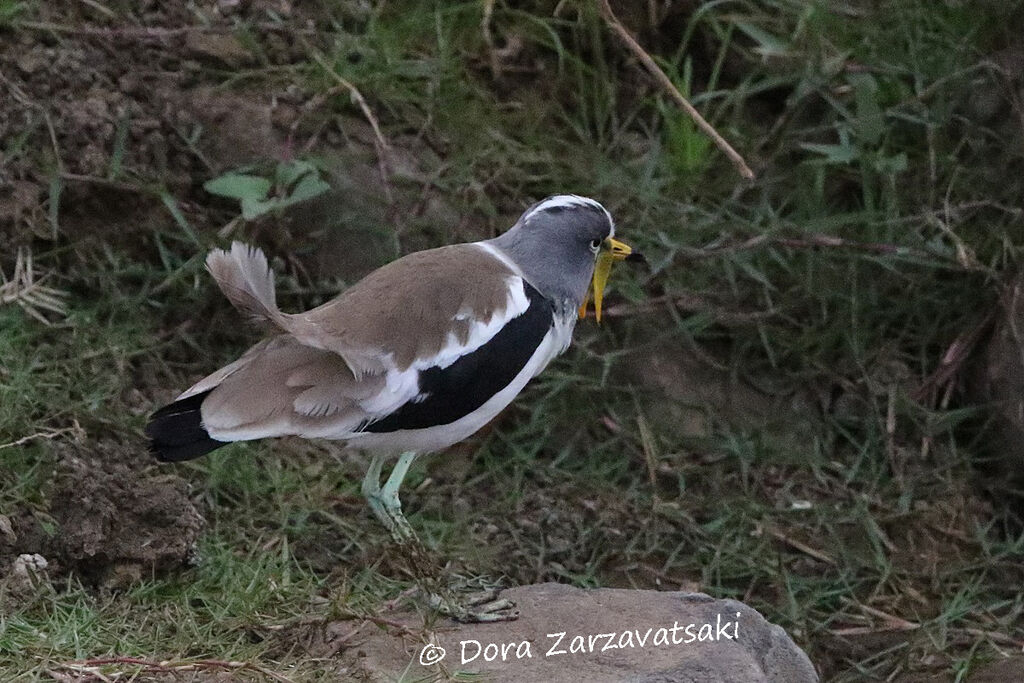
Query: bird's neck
[[485, 232, 591, 314]]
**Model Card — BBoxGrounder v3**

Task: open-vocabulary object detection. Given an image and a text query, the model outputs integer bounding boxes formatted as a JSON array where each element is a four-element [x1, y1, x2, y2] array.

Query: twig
[[772, 234, 985, 268], [764, 525, 836, 565], [885, 384, 899, 480], [956, 627, 1024, 649], [286, 83, 347, 149], [60, 172, 149, 194], [14, 20, 317, 39], [0, 67, 59, 175], [827, 626, 912, 638], [911, 311, 994, 405], [54, 656, 295, 682], [841, 598, 920, 631], [826, 625, 1024, 649], [335, 608, 418, 637], [0, 424, 82, 451], [831, 600, 1024, 649], [383, 586, 420, 611], [76, 0, 116, 19], [598, 0, 754, 180], [0, 249, 69, 325], [672, 231, 985, 272], [635, 413, 661, 508], [600, 292, 776, 325], [304, 43, 393, 203], [481, 0, 500, 78]]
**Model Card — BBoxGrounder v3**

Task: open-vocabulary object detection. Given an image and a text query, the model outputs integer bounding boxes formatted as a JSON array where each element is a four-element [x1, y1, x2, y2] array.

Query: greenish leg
[[362, 451, 420, 546], [360, 451, 518, 622], [380, 451, 418, 544], [361, 453, 398, 540]]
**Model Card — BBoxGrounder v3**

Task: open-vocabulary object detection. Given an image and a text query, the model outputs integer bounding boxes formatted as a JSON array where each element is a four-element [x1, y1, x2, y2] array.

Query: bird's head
[[496, 195, 643, 322]]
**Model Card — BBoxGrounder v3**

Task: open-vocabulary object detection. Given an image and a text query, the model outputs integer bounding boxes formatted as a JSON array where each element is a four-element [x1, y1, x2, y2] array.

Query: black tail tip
[[146, 390, 227, 462], [148, 436, 226, 463]]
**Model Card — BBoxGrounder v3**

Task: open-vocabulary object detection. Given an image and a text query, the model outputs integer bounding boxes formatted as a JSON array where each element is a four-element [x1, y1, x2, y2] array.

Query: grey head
[[487, 195, 615, 313]]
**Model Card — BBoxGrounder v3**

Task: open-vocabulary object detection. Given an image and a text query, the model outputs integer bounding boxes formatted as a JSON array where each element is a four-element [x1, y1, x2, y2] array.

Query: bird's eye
[[589, 239, 602, 252]]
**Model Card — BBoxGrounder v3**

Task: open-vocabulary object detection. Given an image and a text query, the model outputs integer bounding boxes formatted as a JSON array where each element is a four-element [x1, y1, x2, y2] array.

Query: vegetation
[[2, 0, 1023, 680]]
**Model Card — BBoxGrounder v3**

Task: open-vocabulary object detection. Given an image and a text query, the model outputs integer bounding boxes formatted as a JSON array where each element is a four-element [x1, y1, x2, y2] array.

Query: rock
[[615, 337, 823, 446], [0, 515, 16, 544], [2, 553, 52, 600], [15, 51, 47, 75], [10, 553, 49, 586], [337, 583, 818, 682], [216, 0, 244, 14], [965, 655, 1024, 683], [0, 180, 44, 238]]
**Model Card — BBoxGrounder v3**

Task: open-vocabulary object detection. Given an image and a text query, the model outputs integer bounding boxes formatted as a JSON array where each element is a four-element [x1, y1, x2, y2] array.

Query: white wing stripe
[[355, 275, 531, 419], [420, 276, 529, 371]]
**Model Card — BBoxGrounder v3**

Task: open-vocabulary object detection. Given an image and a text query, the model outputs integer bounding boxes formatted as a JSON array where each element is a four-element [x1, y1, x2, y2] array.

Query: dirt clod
[[48, 444, 204, 587]]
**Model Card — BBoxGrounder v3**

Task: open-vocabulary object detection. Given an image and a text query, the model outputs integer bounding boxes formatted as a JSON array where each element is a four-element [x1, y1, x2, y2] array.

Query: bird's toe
[[428, 590, 520, 623]]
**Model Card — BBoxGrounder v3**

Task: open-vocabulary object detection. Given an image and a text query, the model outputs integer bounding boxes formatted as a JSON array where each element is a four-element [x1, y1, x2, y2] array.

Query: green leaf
[[285, 173, 331, 203], [874, 152, 907, 174], [0, 1, 27, 24], [732, 20, 789, 57], [800, 142, 856, 164], [240, 196, 276, 221], [850, 73, 884, 145], [204, 174, 271, 201], [275, 160, 318, 189], [159, 190, 200, 245]]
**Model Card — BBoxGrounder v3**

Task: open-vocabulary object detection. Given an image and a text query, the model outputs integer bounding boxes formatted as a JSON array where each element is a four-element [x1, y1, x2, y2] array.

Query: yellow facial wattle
[[578, 237, 635, 323]]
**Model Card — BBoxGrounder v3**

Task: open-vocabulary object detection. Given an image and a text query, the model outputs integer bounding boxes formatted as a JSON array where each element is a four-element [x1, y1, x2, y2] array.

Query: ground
[[2, 1, 1024, 681]]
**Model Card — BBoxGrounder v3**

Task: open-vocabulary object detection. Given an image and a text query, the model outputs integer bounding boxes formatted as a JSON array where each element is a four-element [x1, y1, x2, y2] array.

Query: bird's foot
[[388, 537, 445, 580], [428, 587, 519, 623]]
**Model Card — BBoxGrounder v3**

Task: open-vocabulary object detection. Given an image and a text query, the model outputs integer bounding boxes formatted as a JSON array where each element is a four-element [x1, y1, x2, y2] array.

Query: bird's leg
[[381, 453, 518, 622], [363, 452, 435, 566], [363, 452, 518, 623], [378, 453, 447, 579], [379, 451, 419, 545], [361, 453, 401, 541]]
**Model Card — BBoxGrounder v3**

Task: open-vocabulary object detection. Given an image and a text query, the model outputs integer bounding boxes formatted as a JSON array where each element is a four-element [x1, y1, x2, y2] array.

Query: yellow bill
[[578, 237, 635, 323]]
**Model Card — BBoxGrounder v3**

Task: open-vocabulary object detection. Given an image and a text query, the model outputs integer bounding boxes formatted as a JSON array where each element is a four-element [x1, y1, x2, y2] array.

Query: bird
[[145, 195, 640, 620]]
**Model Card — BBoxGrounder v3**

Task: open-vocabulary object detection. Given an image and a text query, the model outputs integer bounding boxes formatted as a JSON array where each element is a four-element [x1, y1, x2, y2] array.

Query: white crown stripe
[[524, 195, 615, 236]]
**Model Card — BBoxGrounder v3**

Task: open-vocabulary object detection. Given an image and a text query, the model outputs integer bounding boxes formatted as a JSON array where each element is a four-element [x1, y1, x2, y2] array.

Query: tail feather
[[146, 389, 227, 462], [206, 242, 285, 327], [204, 241, 374, 378]]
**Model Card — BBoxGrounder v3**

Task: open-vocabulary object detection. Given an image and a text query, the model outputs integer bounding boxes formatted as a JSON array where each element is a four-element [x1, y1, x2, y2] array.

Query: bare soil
[[0, 441, 204, 588]]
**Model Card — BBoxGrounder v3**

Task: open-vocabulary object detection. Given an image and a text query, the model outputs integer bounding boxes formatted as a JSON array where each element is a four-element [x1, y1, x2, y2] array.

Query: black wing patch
[[362, 282, 554, 433]]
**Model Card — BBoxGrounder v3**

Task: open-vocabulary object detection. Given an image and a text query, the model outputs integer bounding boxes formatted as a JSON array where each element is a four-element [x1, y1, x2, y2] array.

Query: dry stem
[[598, 0, 755, 180], [53, 656, 295, 683]]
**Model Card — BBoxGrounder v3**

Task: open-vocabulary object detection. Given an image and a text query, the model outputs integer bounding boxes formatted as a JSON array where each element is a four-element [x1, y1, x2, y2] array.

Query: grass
[[3, 0, 1024, 680]]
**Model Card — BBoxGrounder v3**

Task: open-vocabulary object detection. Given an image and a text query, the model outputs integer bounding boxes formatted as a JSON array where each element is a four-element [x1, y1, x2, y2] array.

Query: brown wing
[[292, 244, 518, 371], [194, 335, 384, 440], [205, 242, 518, 376]]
